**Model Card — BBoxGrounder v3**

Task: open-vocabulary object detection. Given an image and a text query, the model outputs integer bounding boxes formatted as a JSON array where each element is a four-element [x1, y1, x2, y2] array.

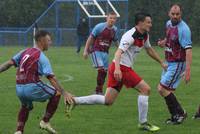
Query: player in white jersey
[[72, 12, 167, 132]]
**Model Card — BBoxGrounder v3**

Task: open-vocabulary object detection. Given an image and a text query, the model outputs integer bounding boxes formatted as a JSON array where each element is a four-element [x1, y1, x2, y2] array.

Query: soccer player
[[0, 30, 74, 134], [83, 11, 119, 94], [73, 12, 167, 132], [157, 4, 192, 124]]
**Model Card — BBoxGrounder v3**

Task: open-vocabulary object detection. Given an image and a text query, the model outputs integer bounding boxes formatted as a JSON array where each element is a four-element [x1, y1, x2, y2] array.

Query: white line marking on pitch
[[60, 74, 74, 83]]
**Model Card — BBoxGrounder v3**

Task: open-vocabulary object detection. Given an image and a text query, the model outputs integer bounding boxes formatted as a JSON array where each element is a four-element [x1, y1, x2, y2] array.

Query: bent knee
[[105, 100, 114, 106], [140, 86, 151, 96], [157, 84, 169, 97]]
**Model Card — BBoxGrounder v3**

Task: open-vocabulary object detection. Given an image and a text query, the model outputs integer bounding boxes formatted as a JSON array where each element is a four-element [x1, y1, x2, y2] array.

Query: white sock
[[138, 95, 149, 124], [74, 95, 105, 105]]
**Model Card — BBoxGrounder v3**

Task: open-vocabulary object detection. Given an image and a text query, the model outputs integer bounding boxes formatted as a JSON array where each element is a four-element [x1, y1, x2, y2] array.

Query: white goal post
[[77, 0, 120, 18]]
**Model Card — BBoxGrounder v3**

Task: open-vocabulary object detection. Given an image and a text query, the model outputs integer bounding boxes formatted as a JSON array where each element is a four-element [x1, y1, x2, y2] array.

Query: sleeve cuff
[[46, 74, 55, 79], [11, 59, 17, 67]]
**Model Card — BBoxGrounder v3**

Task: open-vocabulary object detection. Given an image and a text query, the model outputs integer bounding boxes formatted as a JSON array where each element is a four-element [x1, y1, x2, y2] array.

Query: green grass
[[0, 46, 200, 134]]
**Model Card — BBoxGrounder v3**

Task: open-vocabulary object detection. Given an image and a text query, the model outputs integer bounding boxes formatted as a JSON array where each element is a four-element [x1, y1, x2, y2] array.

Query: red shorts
[[107, 62, 142, 91]]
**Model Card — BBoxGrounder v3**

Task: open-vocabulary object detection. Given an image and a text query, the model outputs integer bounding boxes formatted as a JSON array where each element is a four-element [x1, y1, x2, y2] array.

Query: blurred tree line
[[0, 0, 199, 43]]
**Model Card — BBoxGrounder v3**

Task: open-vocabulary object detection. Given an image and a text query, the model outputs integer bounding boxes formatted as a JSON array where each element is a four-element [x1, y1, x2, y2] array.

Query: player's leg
[[15, 85, 32, 134], [135, 80, 150, 124], [74, 87, 119, 105], [193, 105, 200, 119], [157, 62, 186, 124], [74, 62, 121, 105], [122, 68, 159, 132], [135, 80, 160, 132], [28, 82, 59, 134], [91, 51, 108, 94]]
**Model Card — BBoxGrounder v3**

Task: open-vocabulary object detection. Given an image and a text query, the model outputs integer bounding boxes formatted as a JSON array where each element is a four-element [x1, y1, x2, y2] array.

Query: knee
[[105, 99, 114, 106], [140, 86, 151, 96], [105, 101, 113, 106], [157, 84, 166, 97]]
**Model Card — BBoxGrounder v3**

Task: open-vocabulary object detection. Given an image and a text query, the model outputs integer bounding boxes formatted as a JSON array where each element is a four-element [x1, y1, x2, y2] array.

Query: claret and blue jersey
[[12, 48, 56, 109], [91, 22, 118, 53], [90, 22, 118, 69], [160, 20, 192, 90], [165, 20, 192, 62]]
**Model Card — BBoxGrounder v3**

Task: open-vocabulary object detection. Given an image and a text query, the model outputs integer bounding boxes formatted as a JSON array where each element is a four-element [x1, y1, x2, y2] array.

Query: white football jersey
[[115, 27, 151, 67]]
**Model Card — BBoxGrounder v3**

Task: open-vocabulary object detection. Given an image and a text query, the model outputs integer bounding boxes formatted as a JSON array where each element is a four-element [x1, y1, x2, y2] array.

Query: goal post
[[78, 0, 120, 18]]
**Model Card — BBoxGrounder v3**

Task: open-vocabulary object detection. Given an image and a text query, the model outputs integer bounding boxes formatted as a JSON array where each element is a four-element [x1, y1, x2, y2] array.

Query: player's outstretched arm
[[47, 76, 74, 104], [145, 47, 167, 70], [0, 60, 15, 73], [83, 35, 94, 59]]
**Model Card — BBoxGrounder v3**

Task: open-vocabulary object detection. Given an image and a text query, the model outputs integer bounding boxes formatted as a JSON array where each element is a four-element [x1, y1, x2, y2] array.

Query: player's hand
[[184, 67, 191, 84], [114, 68, 122, 81], [161, 62, 167, 71], [63, 92, 74, 105], [157, 39, 166, 48], [83, 51, 89, 59]]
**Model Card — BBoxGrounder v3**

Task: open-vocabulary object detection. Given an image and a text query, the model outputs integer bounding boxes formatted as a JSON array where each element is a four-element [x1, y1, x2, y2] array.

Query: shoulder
[[39, 52, 49, 63], [178, 20, 191, 32], [112, 25, 118, 31], [95, 22, 106, 29], [122, 27, 136, 38], [120, 27, 136, 43]]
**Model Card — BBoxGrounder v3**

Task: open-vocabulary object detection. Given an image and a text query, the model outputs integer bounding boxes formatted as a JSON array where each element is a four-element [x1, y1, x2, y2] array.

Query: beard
[[171, 19, 180, 26]]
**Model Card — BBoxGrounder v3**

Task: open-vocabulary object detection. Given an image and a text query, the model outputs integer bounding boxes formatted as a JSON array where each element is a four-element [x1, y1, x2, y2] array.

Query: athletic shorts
[[160, 62, 186, 90], [107, 62, 142, 91], [90, 51, 109, 69], [16, 81, 56, 109]]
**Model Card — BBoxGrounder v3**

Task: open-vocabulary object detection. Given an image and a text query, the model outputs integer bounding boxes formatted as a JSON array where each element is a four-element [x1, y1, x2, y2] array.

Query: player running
[[72, 12, 167, 132]]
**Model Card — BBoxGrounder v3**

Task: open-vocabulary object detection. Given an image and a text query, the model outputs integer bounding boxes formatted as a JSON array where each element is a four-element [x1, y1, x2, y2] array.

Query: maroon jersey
[[165, 20, 192, 62], [91, 22, 118, 53], [15, 48, 41, 84]]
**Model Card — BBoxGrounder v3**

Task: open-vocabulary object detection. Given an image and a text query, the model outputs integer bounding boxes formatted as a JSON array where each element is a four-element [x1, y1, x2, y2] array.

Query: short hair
[[135, 12, 151, 25], [170, 3, 182, 12], [35, 30, 51, 42], [107, 11, 117, 16]]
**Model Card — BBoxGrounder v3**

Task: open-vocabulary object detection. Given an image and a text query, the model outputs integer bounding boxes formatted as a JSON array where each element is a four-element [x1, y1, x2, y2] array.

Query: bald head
[[169, 4, 182, 26], [170, 4, 182, 12]]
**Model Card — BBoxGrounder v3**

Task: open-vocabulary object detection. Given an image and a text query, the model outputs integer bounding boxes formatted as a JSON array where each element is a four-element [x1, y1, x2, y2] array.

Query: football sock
[[164, 93, 184, 116], [198, 105, 200, 114], [16, 106, 30, 132], [95, 69, 107, 93], [74, 95, 105, 105], [43, 95, 61, 122], [138, 95, 149, 124]]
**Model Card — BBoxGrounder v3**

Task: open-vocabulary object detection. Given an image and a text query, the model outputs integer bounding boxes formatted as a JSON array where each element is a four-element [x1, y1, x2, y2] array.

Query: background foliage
[[0, 0, 199, 43]]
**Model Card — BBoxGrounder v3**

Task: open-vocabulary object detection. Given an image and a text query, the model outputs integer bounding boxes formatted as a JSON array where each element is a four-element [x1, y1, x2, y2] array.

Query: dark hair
[[135, 12, 151, 25], [35, 30, 51, 42], [170, 3, 182, 12]]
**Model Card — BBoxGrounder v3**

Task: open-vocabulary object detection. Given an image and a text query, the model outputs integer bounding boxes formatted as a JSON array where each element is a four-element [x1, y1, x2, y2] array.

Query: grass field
[[0, 46, 200, 134]]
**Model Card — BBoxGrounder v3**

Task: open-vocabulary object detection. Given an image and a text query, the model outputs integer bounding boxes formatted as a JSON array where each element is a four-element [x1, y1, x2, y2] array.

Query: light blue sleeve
[[38, 52, 54, 77], [113, 26, 119, 42], [91, 23, 105, 38], [12, 50, 24, 67], [178, 22, 192, 49]]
